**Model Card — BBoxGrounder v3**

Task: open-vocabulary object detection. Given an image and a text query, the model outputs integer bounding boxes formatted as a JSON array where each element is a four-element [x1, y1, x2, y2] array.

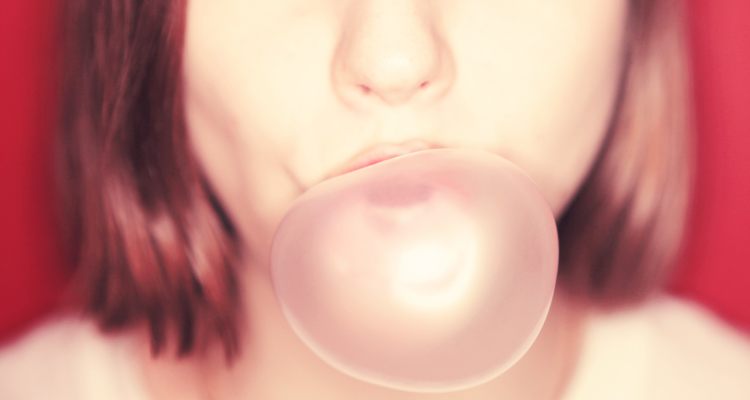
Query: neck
[[139, 263, 586, 400]]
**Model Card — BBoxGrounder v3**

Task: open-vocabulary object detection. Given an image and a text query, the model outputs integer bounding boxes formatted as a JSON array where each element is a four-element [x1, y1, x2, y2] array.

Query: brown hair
[[59, 0, 692, 357], [558, 0, 692, 305], [59, 0, 240, 358]]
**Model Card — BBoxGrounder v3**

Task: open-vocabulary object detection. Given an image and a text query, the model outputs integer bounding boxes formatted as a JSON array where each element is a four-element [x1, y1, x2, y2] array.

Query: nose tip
[[349, 51, 439, 104], [333, 2, 453, 107]]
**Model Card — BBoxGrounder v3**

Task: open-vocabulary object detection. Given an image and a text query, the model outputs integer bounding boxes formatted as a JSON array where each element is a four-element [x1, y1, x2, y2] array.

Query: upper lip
[[333, 140, 439, 177]]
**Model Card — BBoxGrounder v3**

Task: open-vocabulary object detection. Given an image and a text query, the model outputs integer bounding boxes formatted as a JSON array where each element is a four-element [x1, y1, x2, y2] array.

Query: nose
[[332, 1, 454, 107]]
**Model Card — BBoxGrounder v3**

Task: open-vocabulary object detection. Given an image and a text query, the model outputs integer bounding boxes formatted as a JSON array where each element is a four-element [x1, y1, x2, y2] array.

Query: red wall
[[0, 0, 70, 342], [670, 0, 750, 333], [1, 0, 749, 342]]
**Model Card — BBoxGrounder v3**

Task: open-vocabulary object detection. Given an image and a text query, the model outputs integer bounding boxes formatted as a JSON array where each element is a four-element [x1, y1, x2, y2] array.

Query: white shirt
[[561, 296, 750, 400], [0, 318, 150, 400], [1, 295, 749, 400]]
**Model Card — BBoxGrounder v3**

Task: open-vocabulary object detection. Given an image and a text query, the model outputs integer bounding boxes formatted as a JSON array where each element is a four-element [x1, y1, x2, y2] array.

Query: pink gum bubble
[[270, 149, 558, 393]]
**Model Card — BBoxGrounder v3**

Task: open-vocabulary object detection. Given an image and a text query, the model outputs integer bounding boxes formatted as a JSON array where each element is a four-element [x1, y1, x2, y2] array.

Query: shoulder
[[0, 316, 150, 400], [637, 296, 750, 398], [563, 294, 750, 400]]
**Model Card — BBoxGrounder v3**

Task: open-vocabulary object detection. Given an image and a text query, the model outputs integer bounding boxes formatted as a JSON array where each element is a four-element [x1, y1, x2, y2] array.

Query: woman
[[1, 0, 749, 399]]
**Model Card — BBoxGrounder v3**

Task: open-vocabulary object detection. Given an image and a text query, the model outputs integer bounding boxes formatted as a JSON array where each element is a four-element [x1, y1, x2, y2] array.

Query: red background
[[1, 0, 749, 343]]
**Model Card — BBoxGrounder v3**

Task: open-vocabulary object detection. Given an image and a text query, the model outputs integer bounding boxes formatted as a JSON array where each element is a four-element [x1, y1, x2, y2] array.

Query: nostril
[[359, 85, 372, 95]]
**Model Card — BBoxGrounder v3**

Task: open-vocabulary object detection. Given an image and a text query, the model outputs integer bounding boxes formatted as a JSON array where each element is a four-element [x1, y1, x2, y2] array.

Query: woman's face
[[184, 0, 628, 256]]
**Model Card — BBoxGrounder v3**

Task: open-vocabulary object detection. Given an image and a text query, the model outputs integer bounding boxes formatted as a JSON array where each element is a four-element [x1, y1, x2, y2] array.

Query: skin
[[141, 0, 629, 399]]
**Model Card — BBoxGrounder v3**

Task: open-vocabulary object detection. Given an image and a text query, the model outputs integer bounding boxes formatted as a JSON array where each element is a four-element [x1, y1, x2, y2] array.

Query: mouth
[[335, 140, 439, 177]]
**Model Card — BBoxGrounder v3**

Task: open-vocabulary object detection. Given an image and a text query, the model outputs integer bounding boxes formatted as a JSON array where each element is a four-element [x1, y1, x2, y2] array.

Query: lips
[[336, 140, 438, 176]]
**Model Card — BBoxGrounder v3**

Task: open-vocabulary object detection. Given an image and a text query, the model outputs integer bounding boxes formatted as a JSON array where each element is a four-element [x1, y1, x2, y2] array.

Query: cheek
[[444, 0, 627, 216], [183, 0, 333, 244], [183, 67, 309, 251]]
